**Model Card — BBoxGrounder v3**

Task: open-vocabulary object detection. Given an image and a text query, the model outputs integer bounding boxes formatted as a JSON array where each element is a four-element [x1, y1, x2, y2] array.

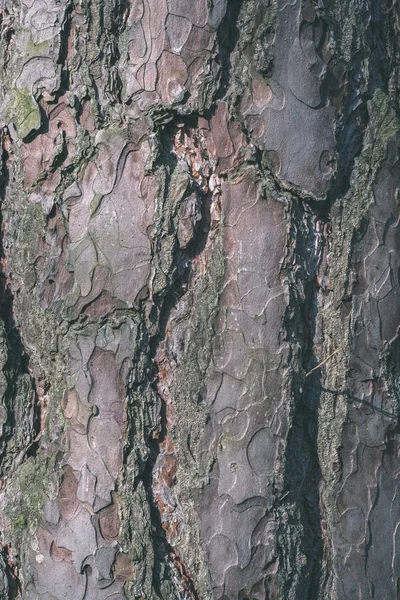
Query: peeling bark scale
[[0, 0, 399, 598]]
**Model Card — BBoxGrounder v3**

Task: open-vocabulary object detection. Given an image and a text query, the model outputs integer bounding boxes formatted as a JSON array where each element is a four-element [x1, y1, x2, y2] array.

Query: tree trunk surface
[[0, 0, 399, 598]]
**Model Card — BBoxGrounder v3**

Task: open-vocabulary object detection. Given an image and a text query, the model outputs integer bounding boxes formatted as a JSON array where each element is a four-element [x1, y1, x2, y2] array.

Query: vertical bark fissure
[[0, 135, 22, 598], [135, 120, 217, 598], [215, 0, 244, 101], [330, 50, 370, 198], [0, 134, 40, 473], [57, 0, 74, 94], [1, 545, 20, 599], [0, 135, 42, 598], [279, 203, 327, 599]]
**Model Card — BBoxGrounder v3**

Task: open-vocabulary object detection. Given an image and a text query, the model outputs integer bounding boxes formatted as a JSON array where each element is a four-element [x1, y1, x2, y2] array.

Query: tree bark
[[0, 0, 399, 598]]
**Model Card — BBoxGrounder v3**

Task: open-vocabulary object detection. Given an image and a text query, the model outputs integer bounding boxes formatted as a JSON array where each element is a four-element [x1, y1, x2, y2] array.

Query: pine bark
[[0, 0, 399, 598]]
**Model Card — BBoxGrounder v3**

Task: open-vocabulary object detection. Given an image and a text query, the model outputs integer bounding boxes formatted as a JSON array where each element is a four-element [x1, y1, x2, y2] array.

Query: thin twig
[[305, 344, 345, 377], [322, 386, 398, 420], [346, 395, 398, 419]]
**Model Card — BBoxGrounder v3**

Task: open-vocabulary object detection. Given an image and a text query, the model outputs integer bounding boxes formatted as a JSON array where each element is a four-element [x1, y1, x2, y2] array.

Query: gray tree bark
[[0, 0, 399, 598]]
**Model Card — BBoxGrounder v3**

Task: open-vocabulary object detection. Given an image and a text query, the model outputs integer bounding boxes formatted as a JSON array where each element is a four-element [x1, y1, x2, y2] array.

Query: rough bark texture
[[0, 0, 399, 598]]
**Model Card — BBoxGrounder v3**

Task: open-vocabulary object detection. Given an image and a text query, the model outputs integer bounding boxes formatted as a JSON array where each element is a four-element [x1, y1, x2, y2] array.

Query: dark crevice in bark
[[0, 293, 30, 461], [75, 94, 86, 125], [25, 375, 45, 460], [215, 0, 243, 100], [89, 74, 105, 125], [368, 0, 391, 95], [0, 138, 22, 462], [364, 477, 380, 568], [286, 326, 323, 599], [50, 133, 68, 173], [143, 318, 199, 594], [58, 0, 74, 93], [141, 434, 172, 599], [84, 1, 105, 124], [141, 438, 200, 599], [0, 138, 38, 595], [330, 50, 370, 199], [380, 333, 400, 432], [281, 207, 326, 599], [138, 123, 214, 599], [104, 1, 129, 104], [1, 546, 21, 600], [0, 136, 41, 468], [110, 0, 131, 35], [0, 7, 15, 72], [0, 132, 8, 203]]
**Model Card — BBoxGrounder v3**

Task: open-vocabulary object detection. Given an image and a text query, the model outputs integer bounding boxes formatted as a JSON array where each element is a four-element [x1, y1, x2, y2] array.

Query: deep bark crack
[[139, 121, 218, 599], [280, 204, 327, 599]]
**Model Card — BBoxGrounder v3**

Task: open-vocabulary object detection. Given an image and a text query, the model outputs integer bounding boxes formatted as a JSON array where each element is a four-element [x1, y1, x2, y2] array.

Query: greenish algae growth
[[13, 201, 68, 438], [8, 88, 41, 140], [6, 454, 58, 546], [13, 515, 27, 531]]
